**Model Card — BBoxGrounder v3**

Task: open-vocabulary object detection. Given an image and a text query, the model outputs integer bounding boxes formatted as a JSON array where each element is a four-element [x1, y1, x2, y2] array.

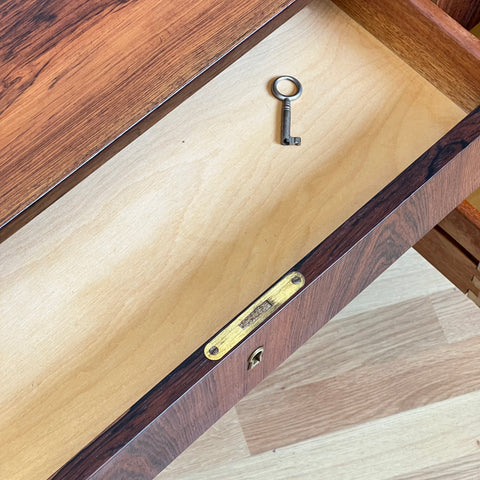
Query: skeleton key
[[272, 76, 303, 146]]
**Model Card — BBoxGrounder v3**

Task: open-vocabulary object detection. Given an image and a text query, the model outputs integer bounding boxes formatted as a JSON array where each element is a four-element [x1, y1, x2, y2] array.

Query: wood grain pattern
[[433, 288, 480, 342], [163, 391, 480, 480], [414, 197, 480, 300], [414, 226, 480, 293], [50, 104, 480, 479], [159, 250, 480, 480], [155, 408, 250, 477], [397, 0, 480, 296], [2, 3, 467, 479], [2, 0, 479, 478], [436, 0, 480, 29], [247, 287, 446, 396], [393, 454, 480, 480], [0, 0, 301, 234], [332, 0, 480, 112], [235, 276, 480, 397], [439, 14, 480, 278], [235, 295, 450, 454], [332, 248, 458, 320], [439, 201, 480, 260], [237, 335, 480, 454], [468, 288, 480, 306]]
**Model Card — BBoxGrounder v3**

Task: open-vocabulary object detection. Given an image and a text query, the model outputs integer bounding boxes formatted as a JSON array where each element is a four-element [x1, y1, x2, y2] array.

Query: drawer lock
[[204, 271, 305, 360]]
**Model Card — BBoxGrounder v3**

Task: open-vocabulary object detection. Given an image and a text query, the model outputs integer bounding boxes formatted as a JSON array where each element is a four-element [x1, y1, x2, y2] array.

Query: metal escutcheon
[[248, 347, 265, 370]]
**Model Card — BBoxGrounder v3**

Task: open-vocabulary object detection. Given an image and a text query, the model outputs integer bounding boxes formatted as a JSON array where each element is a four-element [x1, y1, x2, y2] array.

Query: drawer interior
[[0, 1, 466, 478]]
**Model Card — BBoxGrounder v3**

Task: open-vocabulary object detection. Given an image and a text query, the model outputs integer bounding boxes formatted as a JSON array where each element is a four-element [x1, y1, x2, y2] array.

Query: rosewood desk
[[1, 1, 480, 479]]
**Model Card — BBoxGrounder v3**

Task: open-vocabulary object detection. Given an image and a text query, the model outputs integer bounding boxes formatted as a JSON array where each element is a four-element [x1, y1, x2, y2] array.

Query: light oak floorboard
[[238, 335, 480, 454], [335, 249, 454, 320], [432, 288, 480, 342], [160, 391, 480, 480], [391, 453, 480, 480]]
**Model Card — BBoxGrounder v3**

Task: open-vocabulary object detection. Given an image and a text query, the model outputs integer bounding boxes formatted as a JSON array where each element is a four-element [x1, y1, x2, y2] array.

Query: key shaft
[[281, 99, 301, 146]]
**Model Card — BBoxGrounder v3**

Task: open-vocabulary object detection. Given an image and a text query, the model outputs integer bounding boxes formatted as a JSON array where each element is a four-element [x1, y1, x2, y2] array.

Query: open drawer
[[1, 1, 480, 479]]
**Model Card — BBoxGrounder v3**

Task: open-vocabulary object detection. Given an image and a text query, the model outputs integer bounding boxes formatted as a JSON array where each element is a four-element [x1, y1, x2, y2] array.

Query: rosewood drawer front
[[1, 1, 480, 480]]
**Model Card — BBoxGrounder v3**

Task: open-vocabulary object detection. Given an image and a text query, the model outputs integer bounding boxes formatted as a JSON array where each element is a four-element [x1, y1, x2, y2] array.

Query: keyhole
[[248, 347, 264, 370]]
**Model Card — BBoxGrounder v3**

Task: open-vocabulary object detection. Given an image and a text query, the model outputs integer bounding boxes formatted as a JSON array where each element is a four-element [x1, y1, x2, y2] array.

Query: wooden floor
[[157, 249, 480, 480]]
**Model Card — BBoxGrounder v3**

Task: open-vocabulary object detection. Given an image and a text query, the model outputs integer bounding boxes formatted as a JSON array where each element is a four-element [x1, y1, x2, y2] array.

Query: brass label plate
[[204, 272, 305, 360]]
